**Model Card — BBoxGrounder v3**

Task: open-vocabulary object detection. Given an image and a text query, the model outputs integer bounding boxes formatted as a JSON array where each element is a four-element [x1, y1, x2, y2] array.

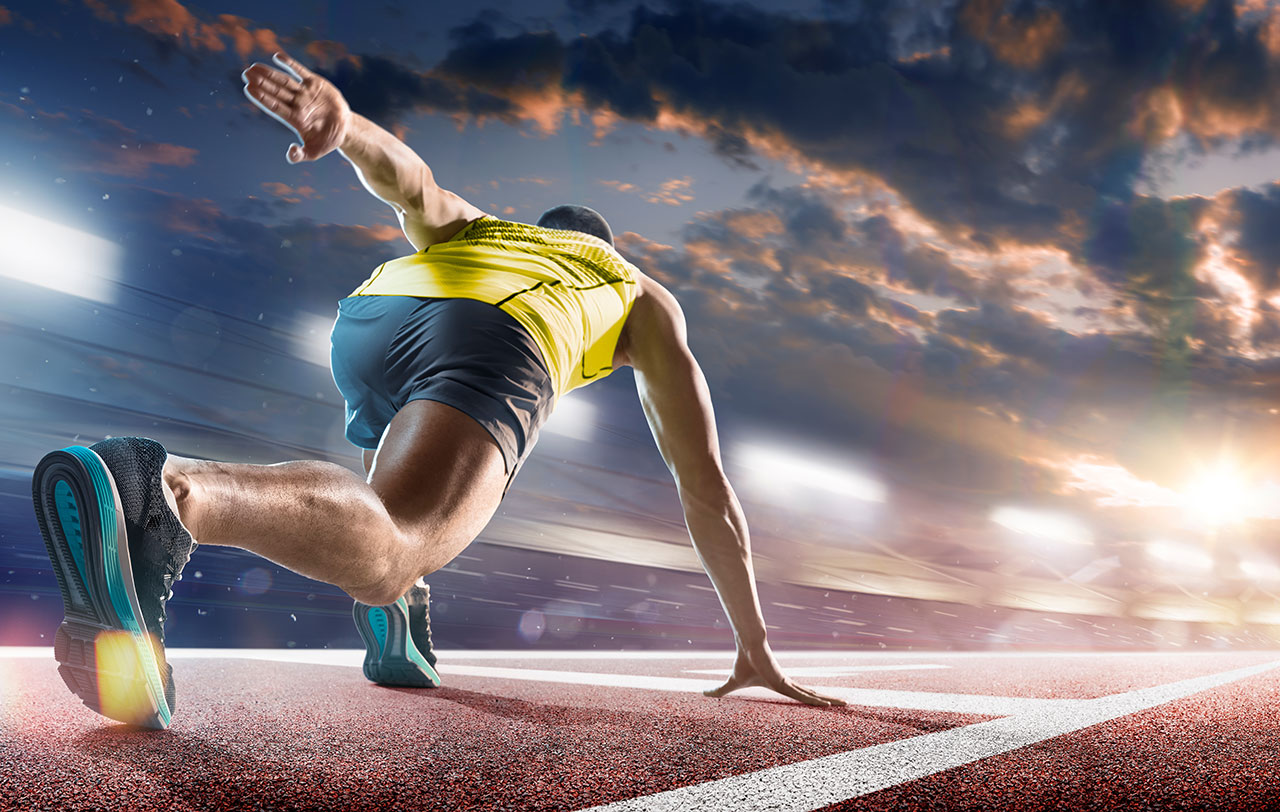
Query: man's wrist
[[337, 112, 362, 153], [735, 625, 768, 649]]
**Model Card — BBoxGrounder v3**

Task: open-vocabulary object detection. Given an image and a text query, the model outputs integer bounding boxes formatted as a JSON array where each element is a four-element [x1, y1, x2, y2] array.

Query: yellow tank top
[[348, 217, 640, 400]]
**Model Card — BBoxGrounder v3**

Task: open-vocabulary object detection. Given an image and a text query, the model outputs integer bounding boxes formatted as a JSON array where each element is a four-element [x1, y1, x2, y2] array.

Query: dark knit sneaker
[[353, 579, 440, 688], [31, 437, 196, 729]]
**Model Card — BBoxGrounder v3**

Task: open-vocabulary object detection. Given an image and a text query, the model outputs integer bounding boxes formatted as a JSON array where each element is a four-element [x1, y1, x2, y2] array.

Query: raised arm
[[241, 52, 485, 250], [626, 277, 844, 707]]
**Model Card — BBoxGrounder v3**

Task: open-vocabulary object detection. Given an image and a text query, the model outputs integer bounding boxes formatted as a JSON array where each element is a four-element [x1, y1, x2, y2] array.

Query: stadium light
[[543, 395, 595, 441], [291, 312, 337, 367], [991, 506, 1093, 546], [1146, 540, 1214, 573], [0, 203, 121, 303], [1240, 558, 1280, 582], [735, 443, 887, 502]]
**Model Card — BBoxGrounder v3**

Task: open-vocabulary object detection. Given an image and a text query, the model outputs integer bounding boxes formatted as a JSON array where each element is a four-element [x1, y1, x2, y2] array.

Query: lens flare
[[94, 629, 162, 725]]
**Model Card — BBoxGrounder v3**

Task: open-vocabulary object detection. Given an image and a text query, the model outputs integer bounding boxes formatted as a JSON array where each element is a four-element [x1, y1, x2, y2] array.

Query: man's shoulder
[[618, 271, 687, 370]]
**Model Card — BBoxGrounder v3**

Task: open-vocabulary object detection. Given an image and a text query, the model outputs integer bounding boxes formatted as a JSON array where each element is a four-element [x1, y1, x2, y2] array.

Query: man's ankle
[[161, 461, 200, 542]]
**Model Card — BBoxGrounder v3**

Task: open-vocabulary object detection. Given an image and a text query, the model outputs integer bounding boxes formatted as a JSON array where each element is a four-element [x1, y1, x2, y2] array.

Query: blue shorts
[[329, 295, 555, 494]]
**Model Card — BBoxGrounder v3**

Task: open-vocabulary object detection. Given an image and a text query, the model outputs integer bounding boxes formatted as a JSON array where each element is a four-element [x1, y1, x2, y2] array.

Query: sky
[[4, 0, 1280, 647]]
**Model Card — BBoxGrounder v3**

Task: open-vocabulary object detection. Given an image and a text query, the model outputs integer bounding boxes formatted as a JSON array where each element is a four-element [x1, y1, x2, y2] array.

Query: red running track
[[0, 649, 1277, 811]]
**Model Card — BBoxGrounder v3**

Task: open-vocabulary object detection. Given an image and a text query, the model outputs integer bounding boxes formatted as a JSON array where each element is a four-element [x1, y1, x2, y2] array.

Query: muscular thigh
[[366, 399, 508, 554]]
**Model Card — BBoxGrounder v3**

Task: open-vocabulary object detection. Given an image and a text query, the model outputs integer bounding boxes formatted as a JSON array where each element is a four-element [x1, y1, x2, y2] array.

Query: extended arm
[[242, 52, 485, 250], [627, 278, 844, 707]]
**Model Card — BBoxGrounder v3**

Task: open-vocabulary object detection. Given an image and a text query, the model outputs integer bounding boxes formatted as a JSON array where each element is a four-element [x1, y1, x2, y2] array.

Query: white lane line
[[426, 665, 1053, 715], [577, 658, 1280, 812], [822, 688, 1055, 716], [0, 648, 1069, 715], [170, 650, 1051, 715], [684, 664, 951, 676]]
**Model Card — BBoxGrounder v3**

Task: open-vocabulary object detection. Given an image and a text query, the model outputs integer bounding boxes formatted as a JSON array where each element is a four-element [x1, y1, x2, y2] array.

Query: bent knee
[[346, 573, 415, 607], [341, 533, 418, 606]]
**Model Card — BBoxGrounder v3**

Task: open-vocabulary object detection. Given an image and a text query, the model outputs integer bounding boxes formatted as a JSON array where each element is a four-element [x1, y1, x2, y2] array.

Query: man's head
[[536, 204, 614, 246]]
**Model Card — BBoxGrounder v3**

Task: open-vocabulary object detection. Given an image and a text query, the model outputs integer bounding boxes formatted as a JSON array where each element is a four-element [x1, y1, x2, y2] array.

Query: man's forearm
[[337, 113, 433, 214], [681, 485, 769, 647]]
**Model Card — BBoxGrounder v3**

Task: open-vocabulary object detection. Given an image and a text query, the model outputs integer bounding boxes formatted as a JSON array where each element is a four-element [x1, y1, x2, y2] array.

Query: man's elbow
[[676, 467, 734, 512]]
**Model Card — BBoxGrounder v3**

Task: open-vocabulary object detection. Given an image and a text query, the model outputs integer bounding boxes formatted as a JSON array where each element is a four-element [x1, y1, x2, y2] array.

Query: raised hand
[[703, 641, 848, 707], [242, 51, 350, 164]]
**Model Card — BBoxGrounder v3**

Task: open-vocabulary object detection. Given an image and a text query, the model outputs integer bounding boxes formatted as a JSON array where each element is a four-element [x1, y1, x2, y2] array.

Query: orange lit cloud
[[600, 176, 696, 206], [961, 0, 1065, 69], [260, 181, 319, 204], [353, 223, 404, 243], [98, 140, 198, 177], [1059, 455, 1181, 508], [305, 39, 359, 68], [1002, 72, 1088, 139], [0, 7, 11, 26], [82, 0, 115, 23], [600, 179, 638, 193], [643, 176, 695, 207], [116, 0, 281, 58]]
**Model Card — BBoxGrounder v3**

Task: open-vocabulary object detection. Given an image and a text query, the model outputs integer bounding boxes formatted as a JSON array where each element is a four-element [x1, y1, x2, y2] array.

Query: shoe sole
[[353, 597, 440, 688], [32, 446, 173, 729]]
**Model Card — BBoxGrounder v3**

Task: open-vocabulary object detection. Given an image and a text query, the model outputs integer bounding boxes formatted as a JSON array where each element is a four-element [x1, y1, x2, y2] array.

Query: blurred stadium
[[2, 206, 1278, 654]]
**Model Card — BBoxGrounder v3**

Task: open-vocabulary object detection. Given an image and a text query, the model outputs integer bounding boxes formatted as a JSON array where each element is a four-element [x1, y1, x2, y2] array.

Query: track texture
[[0, 655, 978, 811], [836, 668, 1280, 812]]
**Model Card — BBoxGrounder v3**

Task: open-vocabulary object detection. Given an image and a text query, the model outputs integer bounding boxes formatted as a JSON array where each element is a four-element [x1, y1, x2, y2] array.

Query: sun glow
[[1177, 463, 1280, 526]]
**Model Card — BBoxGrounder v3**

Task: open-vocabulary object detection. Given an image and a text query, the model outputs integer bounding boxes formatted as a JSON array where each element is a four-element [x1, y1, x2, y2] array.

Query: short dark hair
[[536, 204, 614, 246]]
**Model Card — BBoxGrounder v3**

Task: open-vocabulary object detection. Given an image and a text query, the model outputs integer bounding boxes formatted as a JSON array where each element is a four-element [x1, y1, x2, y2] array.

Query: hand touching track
[[242, 52, 350, 164], [704, 641, 847, 707]]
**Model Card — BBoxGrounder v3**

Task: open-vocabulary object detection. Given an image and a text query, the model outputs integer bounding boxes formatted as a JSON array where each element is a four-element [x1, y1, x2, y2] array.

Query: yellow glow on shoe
[[94, 630, 158, 725]]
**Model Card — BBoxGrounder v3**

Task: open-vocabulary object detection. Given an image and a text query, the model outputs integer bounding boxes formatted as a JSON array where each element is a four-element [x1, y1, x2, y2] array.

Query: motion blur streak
[[0, 204, 121, 304], [992, 506, 1093, 547], [737, 443, 887, 502]]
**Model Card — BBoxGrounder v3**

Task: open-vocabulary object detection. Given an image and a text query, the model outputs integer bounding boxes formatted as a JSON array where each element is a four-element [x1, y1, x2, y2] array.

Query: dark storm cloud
[[1082, 195, 1211, 329], [440, 23, 565, 91], [85, 0, 1280, 327], [419, 0, 1280, 315], [747, 182, 847, 244], [619, 171, 1280, 511], [807, 272, 877, 316], [1229, 182, 1280, 293], [318, 54, 517, 128], [564, 0, 634, 17], [859, 214, 985, 305]]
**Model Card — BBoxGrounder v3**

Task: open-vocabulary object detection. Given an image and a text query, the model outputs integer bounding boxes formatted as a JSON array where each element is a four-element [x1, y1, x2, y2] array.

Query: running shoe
[[353, 579, 440, 687], [31, 437, 197, 729]]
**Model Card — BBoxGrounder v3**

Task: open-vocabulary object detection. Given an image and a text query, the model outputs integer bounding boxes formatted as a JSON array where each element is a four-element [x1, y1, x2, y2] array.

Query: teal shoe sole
[[353, 597, 440, 688], [32, 446, 173, 729]]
